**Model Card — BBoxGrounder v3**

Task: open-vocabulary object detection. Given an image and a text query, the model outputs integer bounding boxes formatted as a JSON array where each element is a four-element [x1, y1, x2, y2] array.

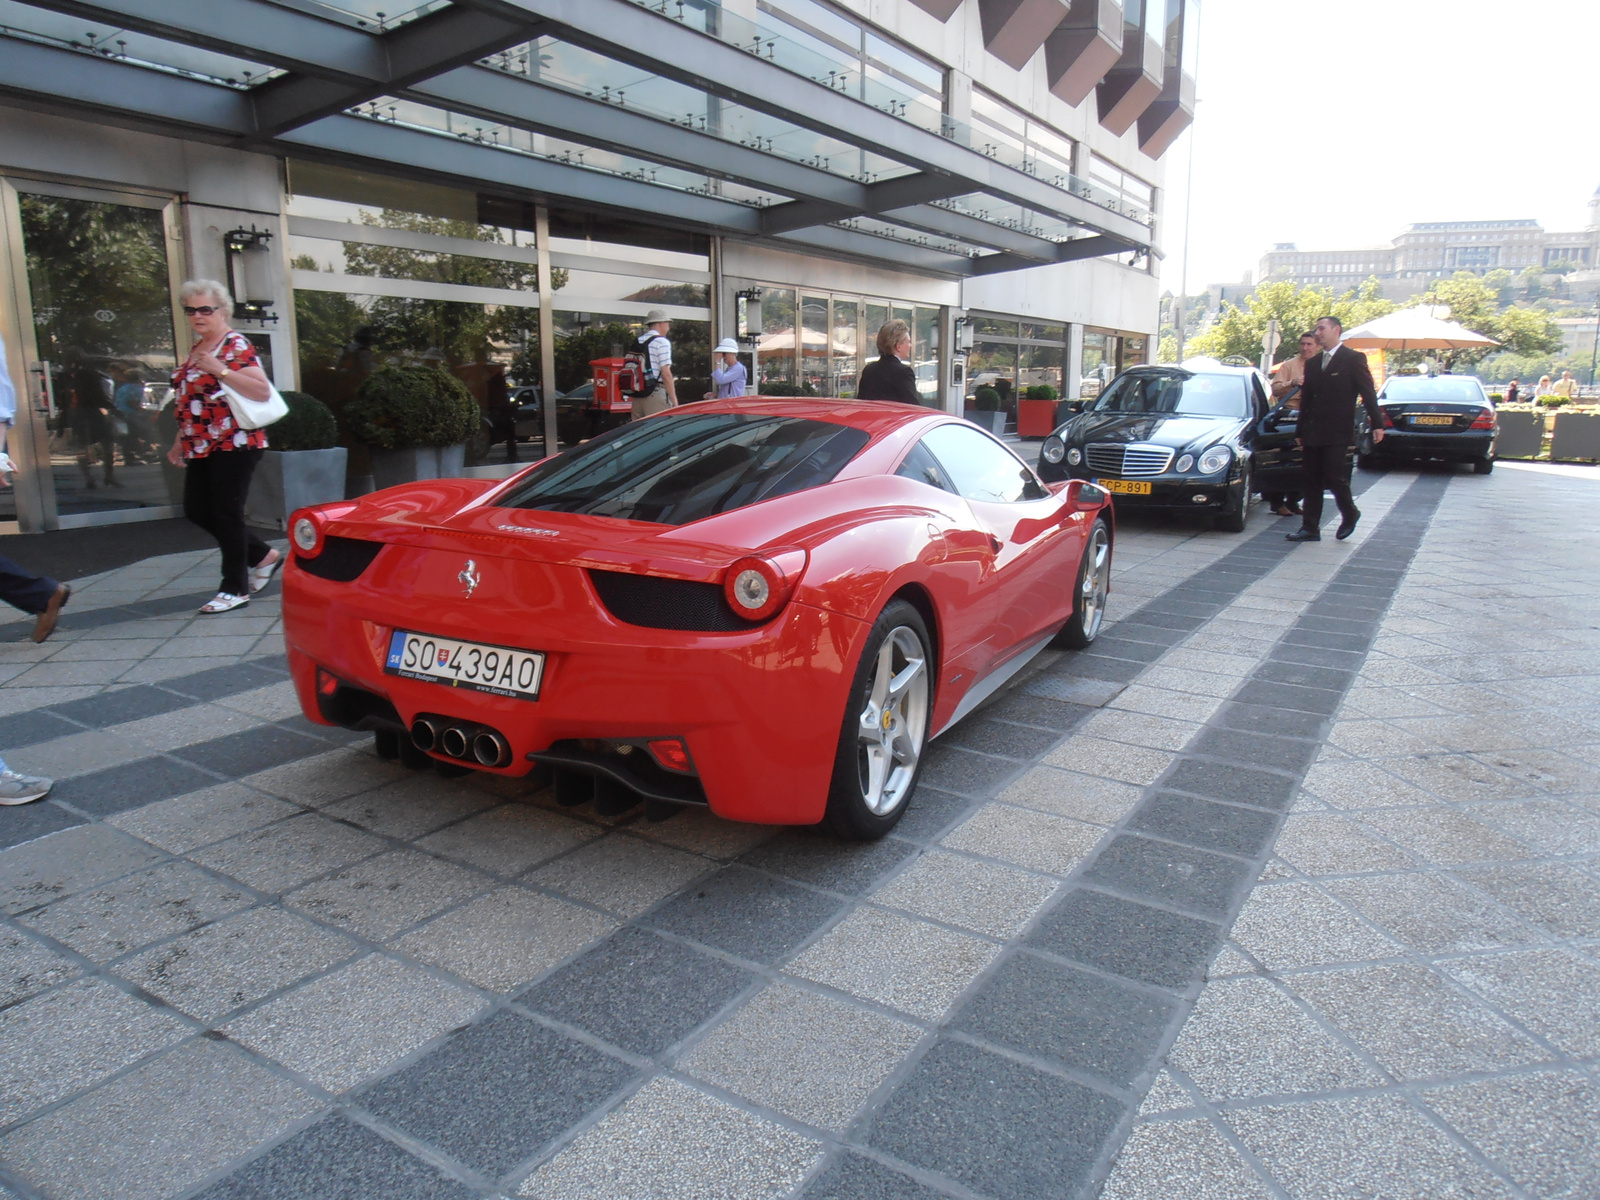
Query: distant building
[[1258, 186, 1600, 291]]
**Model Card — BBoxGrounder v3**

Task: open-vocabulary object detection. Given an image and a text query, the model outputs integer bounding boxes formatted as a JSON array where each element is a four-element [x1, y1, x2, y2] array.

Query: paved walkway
[[0, 465, 1594, 1200]]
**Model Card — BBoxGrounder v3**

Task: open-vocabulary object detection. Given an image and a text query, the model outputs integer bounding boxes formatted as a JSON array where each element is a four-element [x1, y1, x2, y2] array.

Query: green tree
[[1187, 278, 1394, 364], [1411, 272, 1564, 369]]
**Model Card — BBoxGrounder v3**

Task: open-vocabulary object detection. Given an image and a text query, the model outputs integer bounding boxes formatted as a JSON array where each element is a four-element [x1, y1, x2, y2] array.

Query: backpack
[[622, 333, 662, 398]]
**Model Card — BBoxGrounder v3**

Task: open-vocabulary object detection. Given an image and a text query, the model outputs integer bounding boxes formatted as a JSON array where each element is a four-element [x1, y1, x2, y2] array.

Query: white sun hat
[[714, 337, 740, 354]]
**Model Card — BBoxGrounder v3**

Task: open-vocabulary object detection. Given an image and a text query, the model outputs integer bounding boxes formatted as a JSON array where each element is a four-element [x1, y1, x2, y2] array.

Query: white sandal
[[199, 592, 249, 614], [248, 549, 282, 594]]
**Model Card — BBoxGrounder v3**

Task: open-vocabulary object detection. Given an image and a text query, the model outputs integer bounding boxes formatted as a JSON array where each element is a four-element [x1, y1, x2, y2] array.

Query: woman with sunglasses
[[167, 280, 281, 614]]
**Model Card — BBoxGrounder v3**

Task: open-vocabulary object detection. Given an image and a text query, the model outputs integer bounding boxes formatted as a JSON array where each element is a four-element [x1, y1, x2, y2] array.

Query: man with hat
[[707, 338, 749, 399], [632, 310, 678, 420]]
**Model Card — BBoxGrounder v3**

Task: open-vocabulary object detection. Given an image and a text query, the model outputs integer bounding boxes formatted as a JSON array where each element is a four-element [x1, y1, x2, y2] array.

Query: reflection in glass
[[832, 297, 860, 397], [16, 194, 177, 517], [758, 288, 797, 390], [800, 295, 830, 396]]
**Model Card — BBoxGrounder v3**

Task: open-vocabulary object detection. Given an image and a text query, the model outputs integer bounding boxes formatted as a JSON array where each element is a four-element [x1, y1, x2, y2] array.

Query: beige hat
[[714, 337, 739, 354], [644, 309, 669, 324]]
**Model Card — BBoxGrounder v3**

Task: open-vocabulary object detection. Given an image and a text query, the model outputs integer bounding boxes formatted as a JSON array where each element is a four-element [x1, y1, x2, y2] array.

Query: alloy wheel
[[856, 626, 929, 815], [1081, 524, 1110, 641]]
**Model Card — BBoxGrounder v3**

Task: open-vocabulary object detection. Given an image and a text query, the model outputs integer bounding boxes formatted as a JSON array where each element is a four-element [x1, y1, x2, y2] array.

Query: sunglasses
[[182, 305, 221, 316]]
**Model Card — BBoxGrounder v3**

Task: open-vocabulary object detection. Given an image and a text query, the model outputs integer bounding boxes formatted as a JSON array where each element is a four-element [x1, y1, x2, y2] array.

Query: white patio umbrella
[[1340, 310, 1499, 352]]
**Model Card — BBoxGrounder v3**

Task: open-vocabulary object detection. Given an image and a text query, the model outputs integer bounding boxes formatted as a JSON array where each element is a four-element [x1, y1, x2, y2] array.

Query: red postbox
[[590, 357, 636, 415]]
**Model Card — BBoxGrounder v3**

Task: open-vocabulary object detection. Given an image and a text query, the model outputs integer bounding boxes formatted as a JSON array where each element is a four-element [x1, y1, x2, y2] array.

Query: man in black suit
[[1287, 315, 1385, 542]]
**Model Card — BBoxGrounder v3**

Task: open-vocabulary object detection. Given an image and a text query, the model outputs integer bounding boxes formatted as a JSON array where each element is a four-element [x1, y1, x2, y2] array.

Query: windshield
[[496, 412, 869, 525], [1091, 372, 1250, 418], [1380, 377, 1486, 403]]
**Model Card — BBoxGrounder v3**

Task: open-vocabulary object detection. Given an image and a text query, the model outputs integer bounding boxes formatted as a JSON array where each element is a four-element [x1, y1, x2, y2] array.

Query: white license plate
[[385, 630, 545, 700]]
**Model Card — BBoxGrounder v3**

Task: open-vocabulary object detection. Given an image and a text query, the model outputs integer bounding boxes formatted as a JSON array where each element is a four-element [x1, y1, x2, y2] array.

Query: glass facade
[[287, 161, 712, 454], [6, 189, 182, 523], [755, 286, 938, 403], [966, 317, 1067, 413]]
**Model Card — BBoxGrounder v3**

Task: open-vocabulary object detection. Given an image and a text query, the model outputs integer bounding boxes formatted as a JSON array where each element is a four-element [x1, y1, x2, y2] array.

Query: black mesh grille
[[588, 570, 749, 632], [296, 536, 384, 582]]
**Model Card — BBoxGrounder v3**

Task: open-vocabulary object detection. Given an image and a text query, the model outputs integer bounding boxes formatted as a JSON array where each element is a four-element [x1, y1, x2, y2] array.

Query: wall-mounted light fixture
[[223, 225, 277, 324], [735, 287, 763, 347], [952, 314, 976, 353]]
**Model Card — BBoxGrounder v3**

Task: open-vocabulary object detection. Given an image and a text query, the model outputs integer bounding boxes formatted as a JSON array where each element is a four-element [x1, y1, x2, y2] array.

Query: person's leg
[[1327, 447, 1358, 523], [0, 555, 58, 615], [209, 449, 264, 595], [184, 453, 218, 540], [1298, 447, 1326, 530]]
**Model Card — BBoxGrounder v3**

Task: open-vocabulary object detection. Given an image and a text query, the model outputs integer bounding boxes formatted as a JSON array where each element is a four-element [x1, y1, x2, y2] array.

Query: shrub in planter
[[344, 366, 478, 449], [245, 391, 347, 529], [973, 386, 1002, 412], [270, 392, 339, 451], [1489, 392, 1505, 404], [1022, 384, 1059, 401], [1538, 395, 1570, 408]]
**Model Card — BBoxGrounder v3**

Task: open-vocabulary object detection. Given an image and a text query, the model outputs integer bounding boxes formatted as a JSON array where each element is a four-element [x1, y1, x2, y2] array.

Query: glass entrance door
[[0, 179, 184, 531]]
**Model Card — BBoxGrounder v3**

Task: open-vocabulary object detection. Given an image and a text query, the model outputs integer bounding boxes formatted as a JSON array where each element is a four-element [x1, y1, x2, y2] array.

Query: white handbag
[[219, 378, 288, 431]]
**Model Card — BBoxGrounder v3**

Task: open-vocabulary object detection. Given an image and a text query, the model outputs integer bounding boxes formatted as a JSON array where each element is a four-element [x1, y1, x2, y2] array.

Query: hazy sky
[[1157, 0, 1600, 296]]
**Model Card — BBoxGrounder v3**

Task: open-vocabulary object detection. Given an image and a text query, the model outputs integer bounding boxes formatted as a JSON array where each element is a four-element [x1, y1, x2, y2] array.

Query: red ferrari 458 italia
[[283, 398, 1113, 838]]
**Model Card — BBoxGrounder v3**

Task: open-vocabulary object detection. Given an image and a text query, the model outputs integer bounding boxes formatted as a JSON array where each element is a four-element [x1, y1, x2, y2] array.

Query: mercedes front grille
[[1085, 444, 1174, 478]]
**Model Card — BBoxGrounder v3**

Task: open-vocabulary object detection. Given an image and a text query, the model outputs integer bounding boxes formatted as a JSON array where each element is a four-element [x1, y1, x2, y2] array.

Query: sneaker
[[199, 591, 249, 614], [0, 771, 52, 806], [248, 549, 282, 594]]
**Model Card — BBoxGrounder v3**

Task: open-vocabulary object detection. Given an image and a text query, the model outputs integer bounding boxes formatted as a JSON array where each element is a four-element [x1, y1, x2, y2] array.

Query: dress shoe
[[1336, 509, 1360, 540], [1286, 527, 1321, 543], [31, 584, 71, 643]]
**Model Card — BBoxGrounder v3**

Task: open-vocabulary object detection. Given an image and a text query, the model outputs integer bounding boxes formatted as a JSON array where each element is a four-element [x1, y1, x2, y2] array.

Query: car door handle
[[986, 534, 1002, 554]]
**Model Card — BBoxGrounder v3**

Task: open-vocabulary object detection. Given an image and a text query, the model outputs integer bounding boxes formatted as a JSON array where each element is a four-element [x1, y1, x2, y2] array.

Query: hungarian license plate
[[385, 630, 545, 700], [1412, 414, 1455, 426], [1095, 478, 1153, 495]]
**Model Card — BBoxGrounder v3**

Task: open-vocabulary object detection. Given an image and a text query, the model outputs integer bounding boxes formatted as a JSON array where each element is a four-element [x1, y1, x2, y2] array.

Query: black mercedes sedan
[[1038, 362, 1299, 532], [1360, 374, 1497, 474]]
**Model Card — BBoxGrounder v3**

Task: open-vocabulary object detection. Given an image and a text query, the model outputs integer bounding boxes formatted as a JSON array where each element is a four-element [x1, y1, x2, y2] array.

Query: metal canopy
[[4, 0, 1154, 277]]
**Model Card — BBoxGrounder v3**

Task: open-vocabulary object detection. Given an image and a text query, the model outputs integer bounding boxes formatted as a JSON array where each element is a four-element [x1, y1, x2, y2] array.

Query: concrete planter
[[963, 410, 1007, 436], [368, 442, 468, 491], [245, 447, 349, 530]]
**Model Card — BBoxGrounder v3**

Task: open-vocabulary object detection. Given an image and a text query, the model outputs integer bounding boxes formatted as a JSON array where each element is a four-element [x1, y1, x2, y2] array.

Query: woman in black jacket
[[857, 320, 920, 404]]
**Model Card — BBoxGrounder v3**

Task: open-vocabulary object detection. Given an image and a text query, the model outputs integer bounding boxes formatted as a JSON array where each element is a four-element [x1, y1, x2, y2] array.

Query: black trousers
[[1299, 442, 1357, 530], [183, 448, 271, 595], [0, 555, 59, 615]]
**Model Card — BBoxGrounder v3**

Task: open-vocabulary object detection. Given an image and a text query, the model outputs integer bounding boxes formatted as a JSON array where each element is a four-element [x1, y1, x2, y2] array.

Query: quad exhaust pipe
[[409, 715, 510, 768]]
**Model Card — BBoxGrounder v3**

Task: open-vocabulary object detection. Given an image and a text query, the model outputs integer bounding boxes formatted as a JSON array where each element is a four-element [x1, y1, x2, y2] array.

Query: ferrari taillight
[[1469, 408, 1495, 430], [291, 512, 323, 557], [723, 549, 806, 623]]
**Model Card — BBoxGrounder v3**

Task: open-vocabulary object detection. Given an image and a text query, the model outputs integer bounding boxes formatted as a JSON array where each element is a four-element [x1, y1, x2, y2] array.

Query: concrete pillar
[[1066, 323, 1084, 400]]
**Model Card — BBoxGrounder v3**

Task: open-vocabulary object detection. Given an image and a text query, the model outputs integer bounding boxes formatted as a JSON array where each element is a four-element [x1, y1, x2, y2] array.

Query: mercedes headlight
[[1198, 446, 1233, 474], [1042, 436, 1065, 464], [1066, 446, 1083, 466], [1175, 453, 1195, 473]]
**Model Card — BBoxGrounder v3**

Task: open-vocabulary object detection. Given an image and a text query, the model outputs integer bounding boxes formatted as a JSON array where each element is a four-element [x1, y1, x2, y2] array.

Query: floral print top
[[172, 330, 269, 459]]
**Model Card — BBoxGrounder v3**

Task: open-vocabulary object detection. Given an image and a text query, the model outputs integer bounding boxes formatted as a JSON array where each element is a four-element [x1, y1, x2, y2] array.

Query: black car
[[1038, 362, 1302, 532], [1361, 375, 1497, 474]]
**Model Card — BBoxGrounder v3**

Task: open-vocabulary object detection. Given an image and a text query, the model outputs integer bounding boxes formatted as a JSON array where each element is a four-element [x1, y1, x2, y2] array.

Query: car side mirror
[[1064, 399, 1085, 414], [1067, 480, 1109, 511]]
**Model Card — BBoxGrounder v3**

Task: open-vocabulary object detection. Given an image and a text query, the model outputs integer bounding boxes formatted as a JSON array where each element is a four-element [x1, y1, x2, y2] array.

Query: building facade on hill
[[1258, 186, 1600, 293], [0, 0, 1202, 536]]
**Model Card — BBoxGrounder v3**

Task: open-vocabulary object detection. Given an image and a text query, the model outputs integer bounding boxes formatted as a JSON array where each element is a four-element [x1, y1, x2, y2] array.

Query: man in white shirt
[[631, 310, 678, 420]]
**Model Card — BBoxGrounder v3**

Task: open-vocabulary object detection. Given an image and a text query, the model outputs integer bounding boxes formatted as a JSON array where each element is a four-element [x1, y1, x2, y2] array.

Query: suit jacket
[[857, 353, 919, 404], [1298, 345, 1380, 447]]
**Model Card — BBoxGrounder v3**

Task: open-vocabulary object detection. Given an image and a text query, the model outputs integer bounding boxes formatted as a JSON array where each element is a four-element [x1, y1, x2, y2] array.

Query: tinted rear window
[[497, 412, 870, 525], [1380, 377, 1486, 403]]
